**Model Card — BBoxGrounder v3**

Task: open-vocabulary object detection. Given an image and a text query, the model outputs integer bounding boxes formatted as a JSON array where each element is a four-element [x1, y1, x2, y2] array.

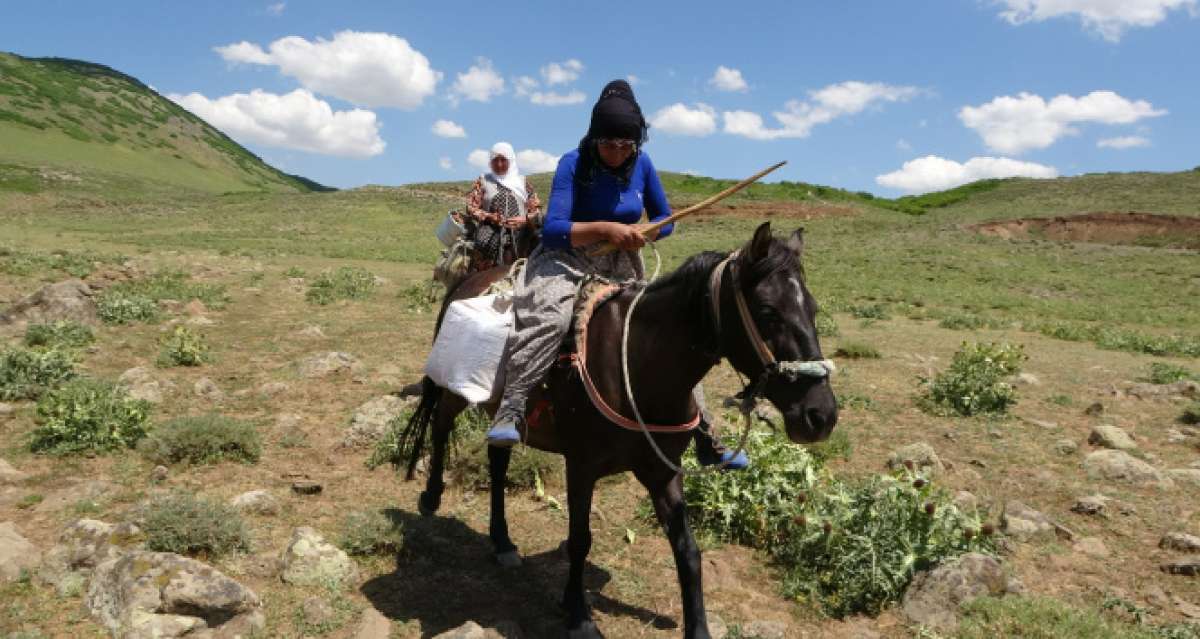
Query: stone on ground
[[86, 550, 264, 638], [353, 607, 392, 639], [1001, 501, 1056, 542], [297, 351, 361, 378], [1073, 536, 1110, 557], [118, 367, 175, 404], [901, 553, 1008, 633], [1088, 424, 1138, 451], [431, 621, 510, 639], [1160, 533, 1200, 552], [194, 377, 224, 401], [280, 527, 358, 588], [741, 620, 788, 639], [886, 442, 945, 477], [1167, 468, 1200, 488], [229, 490, 280, 516], [1071, 494, 1110, 516], [1083, 450, 1172, 488], [258, 381, 289, 397], [1127, 381, 1199, 400], [1161, 557, 1200, 577], [0, 521, 41, 582], [343, 395, 413, 448], [38, 519, 144, 593], [0, 279, 97, 328]]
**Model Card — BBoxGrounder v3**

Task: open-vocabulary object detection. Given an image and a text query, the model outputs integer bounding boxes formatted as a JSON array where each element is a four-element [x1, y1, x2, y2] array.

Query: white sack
[[424, 294, 512, 404]]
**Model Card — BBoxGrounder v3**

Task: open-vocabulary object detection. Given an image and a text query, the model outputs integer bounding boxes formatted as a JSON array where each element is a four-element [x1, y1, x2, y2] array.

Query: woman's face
[[490, 156, 510, 175], [596, 139, 635, 169]]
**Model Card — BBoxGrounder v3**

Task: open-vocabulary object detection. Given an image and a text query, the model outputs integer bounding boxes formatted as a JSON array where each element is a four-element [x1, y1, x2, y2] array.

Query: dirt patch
[[971, 211, 1200, 249], [685, 199, 858, 221]]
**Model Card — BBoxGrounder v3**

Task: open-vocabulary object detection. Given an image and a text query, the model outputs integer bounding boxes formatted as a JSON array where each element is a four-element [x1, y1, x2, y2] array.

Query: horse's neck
[[627, 283, 716, 404]]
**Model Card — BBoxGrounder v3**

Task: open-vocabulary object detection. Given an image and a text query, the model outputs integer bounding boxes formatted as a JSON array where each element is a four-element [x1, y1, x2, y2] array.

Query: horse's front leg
[[563, 459, 602, 638], [419, 394, 465, 515], [487, 445, 521, 566], [639, 469, 710, 639]]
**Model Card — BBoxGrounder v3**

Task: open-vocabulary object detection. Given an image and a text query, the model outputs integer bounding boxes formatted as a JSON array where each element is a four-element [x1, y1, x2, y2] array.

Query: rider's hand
[[606, 223, 646, 250], [503, 215, 527, 229], [633, 223, 660, 242]]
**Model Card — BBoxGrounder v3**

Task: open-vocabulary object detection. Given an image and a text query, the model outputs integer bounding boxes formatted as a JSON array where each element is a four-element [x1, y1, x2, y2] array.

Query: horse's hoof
[[495, 550, 522, 568], [417, 491, 439, 516], [565, 621, 604, 639]]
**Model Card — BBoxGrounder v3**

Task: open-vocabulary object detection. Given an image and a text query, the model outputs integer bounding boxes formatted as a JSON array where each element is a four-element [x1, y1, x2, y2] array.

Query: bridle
[[707, 249, 836, 410]]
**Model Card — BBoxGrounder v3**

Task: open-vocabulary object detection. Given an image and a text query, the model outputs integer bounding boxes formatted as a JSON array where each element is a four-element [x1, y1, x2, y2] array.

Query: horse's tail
[[400, 376, 442, 480]]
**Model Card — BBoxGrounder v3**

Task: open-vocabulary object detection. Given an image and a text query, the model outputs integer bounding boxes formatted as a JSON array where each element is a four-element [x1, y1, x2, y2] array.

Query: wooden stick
[[590, 160, 787, 256]]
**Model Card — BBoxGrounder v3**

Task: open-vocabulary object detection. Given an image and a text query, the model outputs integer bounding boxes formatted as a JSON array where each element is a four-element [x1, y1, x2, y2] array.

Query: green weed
[[0, 347, 76, 400], [98, 270, 228, 325], [29, 378, 151, 455], [918, 342, 1026, 417], [139, 414, 261, 465], [958, 596, 1199, 639], [834, 341, 881, 359], [23, 321, 94, 350], [337, 508, 404, 556], [398, 280, 441, 314], [1181, 402, 1200, 426], [1142, 362, 1197, 384], [306, 266, 376, 305], [937, 312, 1009, 331], [136, 491, 250, 557], [849, 303, 890, 321], [156, 326, 210, 367]]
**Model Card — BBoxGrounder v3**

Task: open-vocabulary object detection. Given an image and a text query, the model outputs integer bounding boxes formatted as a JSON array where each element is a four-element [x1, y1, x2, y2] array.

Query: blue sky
[[4, 1, 1198, 193]]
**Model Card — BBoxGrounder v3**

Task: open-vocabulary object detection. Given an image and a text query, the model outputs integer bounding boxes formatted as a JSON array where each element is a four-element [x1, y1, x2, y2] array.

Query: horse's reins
[[620, 245, 835, 476]]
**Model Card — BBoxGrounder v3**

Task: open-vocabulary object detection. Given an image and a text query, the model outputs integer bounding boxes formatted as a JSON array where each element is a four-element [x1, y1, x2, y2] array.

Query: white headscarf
[[487, 142, 526, 201]]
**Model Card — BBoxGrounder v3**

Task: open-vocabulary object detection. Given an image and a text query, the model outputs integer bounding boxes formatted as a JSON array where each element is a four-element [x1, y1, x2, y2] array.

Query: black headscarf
[[575, 80, 648, 187]]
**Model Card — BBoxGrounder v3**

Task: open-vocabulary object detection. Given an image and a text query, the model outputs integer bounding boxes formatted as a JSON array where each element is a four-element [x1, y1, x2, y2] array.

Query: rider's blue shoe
[[487, 421, 521, 448], [694, 427, 749, 470]]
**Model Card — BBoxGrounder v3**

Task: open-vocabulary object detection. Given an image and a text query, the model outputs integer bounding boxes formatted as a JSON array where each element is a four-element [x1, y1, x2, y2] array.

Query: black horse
[[400, 222, 838, 638]]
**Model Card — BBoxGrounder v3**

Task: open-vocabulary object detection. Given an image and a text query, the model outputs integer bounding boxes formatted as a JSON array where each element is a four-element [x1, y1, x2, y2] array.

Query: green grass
[[136, 491, 251, 557], [956, 596, 1200, 639], [139, 414, 262, 465]]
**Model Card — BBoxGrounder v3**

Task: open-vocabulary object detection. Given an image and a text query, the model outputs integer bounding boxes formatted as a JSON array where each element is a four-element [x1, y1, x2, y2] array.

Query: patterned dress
[[464, 177, 542, 271]]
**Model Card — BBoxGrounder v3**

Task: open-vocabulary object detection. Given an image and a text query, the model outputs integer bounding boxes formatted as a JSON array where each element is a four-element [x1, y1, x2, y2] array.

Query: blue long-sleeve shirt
[[541, 149, 674, 250]]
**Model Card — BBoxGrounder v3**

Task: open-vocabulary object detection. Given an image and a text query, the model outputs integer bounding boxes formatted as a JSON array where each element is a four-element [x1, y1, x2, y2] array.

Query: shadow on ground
[[362, 507, 676, 638]]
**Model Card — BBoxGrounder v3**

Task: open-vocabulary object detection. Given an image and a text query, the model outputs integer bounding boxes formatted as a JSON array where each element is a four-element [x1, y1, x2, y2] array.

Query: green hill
[[0, 52, 326, 194]]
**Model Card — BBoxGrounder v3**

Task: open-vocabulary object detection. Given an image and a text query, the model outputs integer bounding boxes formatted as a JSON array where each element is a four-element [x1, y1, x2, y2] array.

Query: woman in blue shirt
[[487, 80, 748, 470]]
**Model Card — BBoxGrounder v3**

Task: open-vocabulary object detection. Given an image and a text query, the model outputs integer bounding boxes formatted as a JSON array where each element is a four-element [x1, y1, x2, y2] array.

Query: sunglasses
[[596, 138, 637, 150]]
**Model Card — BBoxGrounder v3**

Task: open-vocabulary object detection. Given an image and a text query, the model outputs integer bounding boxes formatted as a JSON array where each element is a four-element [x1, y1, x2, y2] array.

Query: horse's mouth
[[783, 406, 838, 444]]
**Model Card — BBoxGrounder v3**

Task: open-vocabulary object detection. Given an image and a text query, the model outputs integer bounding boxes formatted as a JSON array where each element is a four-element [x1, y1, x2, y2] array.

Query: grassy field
[[2, 164, 1199, 638]]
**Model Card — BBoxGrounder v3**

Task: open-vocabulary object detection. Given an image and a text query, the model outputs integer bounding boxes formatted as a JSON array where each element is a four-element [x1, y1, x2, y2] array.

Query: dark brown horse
[[399, 222, 838, 638]]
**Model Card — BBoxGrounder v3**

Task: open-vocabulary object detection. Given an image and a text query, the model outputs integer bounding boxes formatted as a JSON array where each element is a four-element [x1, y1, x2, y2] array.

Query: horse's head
[[717, 222, 838, 443]]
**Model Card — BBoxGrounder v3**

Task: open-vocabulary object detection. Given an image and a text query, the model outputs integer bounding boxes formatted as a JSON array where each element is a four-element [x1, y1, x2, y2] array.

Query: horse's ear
[[746, 221, 772, 263], [787, 227, 805, 257]]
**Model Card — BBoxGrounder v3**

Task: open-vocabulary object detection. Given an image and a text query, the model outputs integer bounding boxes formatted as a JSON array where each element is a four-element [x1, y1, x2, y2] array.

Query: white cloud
[[709, 66, 749, 92], [724, 81, 919, 140], [214, 31, 440, 109], [516, 149, 560, 173], [169, 89, 385, 157], [451, 58, 505, 104], [1097, 135, 1151, 148], [959, 90, 1166, 154], [530, 90, 586, 106], [650, 103, 718, 136], [896, 138, 912, 151], [626, 74, 641, 86], [875, 155, 1058, 193], [467, 149, 490, 170], [467, 148, 560, 173], [513, 75, 539, 97], [541, 59, 584, 85], [438, 156, 453, 170], [431, 119, 466, 138], [995, 0, 1197, 42], [266, 2, 285, 16]]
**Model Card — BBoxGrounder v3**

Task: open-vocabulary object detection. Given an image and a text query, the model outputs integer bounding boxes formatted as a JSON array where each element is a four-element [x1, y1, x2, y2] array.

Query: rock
[[302, 596, 335, 626], [1083, 450, 1172, 488], [953, 491, 979, 513], [150, 465, 169, 482], [902, 553, 1008, 633], [1161, 557, 1200, 576], [1089, 425, 1138, 451], [194, 377, 224, 402], [38, 519, 144, 593], [431, 621, 506, 639], [258, 381, 289, 397], [298, 351, 361, 378], [295, 325, 327, 339], [741, 620, 787, 639], [86, 550, 264, 638], [1143, 584, 1172, 609], [1167, 468, 1200, 488], [183, 299, 208, 316], [1160, 533, 1200, 552], [354, 607, 392, 639], [1071, 494, 1110, 516], [34, 479, 118, 514], [0, 522, 41, 582], [291, 480, 322, 495], [0, 402, 14, 419], [707, 613, 728, 639], [1084, 401, 1105, 416], [1001, 501, 1056, 542], [1073, 536, 1109, 557], [0, 458, 29, 484], [230, 490, 280, 516], [886, 442, 945, 478], [280, 527, 358, 588], [1127, 381, 1200, 400], [1054, 439, 1079, 455], [118, 366, 175, 404], [1022, 417, 1058, 430], [1015, 373, 1040, 386], [343, 395, 412, 448], [0, 279, 97, 328]]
